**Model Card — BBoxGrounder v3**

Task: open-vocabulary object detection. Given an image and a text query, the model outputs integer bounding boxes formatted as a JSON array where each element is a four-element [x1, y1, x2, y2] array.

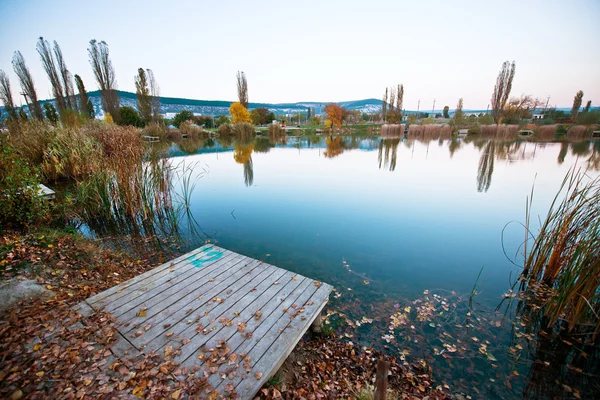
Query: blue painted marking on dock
[[192, 250, 223, 268]]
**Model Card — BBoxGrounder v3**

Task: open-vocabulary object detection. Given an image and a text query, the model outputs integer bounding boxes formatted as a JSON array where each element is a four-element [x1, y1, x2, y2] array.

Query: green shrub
[[0, 140, 49, 228], [215, 115, 231, 127], [173, 110, 194, 128], [118, 106, 144, 128]]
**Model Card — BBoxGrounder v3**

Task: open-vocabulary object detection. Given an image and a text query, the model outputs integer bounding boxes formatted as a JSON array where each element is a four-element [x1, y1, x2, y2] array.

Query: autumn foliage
[[324, 103, 343, 129], [230, 102, 252, 124]]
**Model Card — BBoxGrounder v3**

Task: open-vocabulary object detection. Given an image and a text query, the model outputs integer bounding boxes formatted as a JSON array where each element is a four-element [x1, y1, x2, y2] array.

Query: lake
[[86, 134, 600, 398]]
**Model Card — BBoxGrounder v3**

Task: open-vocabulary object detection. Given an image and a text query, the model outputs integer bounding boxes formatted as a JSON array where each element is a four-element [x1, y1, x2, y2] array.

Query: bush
[[268, 123, 285, 138], [232, 122, 254, 137], [118, 106, 144, 128], [0, 140, 49, 228], [180, 120, 204, 139], [142, 121, 169, 140], [217, 123, 233, 136], [173, 110, 194, 128], [215, 115, 231, 127]]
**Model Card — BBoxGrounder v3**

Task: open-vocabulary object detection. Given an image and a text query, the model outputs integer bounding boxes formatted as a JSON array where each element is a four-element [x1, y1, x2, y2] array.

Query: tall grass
[[535, 125, 557, 140], [142, 121, 169, 140], [179, 120, 205, 139], [479, 124, 519, 139], [408, 124, 452, 141], [520, 168, 600, 339], [567, 125, 591, 141]]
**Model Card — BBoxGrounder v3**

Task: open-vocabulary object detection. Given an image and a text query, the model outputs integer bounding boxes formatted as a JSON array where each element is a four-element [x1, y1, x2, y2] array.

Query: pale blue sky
[[0, 0, 598, 109]]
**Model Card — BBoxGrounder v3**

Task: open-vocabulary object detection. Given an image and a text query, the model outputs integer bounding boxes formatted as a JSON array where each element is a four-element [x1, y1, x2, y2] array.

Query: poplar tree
[[12, 51, 44, 119], [88, 39, 120, 120], [0, 70, 17, 119], [571, 90, 584, 118], [135, 68, 152, 123], [53, 41, 76, 110], [236, 71, 248, 108], [74, 74, 90, 117], [37, 37, 66, 111], [490, 61, 516, 123]]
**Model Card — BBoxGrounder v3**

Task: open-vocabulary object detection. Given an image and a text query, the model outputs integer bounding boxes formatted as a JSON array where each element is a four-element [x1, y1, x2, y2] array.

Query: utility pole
[[417, 99, 420, 114], [432, 98, 436, 117], [544, 96, 550, 112]]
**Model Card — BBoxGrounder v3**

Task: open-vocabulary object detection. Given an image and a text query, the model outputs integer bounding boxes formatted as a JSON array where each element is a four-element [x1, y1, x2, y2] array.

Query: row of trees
[[381, 84, 404, 123], [0, 37, 163, 128]]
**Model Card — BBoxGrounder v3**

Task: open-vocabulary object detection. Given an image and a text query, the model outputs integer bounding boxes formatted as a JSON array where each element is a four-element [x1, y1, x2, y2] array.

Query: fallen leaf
[[170, 389, 181, 399], [255, 371, 263, 380]]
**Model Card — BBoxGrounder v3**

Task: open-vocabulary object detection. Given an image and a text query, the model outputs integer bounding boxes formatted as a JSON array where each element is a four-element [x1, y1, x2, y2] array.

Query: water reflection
[[378, 138, 400, 171], [477, 141, 495, 192], [233, 139, 254, 187]]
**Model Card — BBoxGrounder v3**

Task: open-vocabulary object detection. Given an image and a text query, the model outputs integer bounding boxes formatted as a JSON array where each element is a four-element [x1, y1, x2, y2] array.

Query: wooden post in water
[[374, 359, 390, 400]]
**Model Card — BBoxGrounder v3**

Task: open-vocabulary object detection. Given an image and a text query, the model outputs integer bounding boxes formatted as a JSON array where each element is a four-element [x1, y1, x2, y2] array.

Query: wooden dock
[[79, 244, 332, 399]]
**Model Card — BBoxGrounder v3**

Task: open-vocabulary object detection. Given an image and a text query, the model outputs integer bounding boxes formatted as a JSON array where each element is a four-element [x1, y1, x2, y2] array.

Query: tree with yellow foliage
[[324, 103, 343, 130], [104, 112, 114, 124], [230, 102, 252, 123]]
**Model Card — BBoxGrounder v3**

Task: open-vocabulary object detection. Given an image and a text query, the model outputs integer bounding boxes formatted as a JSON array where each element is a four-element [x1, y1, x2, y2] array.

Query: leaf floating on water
[[363, 280, 369, 285], [486, 352, 497, 362]]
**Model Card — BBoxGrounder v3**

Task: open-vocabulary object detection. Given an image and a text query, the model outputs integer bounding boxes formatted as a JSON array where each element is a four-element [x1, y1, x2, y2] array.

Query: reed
[[479, 124, 519, 139], [520, 168, 600, 339], [567, 125, 591, 141], [534, 125, 557, 140], [142, 121, 169, 140], [179, 120, 205, 139], [407, 124, 451, 141], [381, 124, 404, 137]]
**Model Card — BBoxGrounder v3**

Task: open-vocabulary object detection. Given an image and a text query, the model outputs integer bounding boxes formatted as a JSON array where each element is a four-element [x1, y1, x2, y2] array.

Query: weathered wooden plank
[[92, 247, 229, 311], [146, 263, 284, 356], [179, 271, 304, 374], [128, 257, 264, 348], [204, 278, 316, 390], [232, 283, 332, 397], [175, 266, 298, 365], [120, 254, 254, 337], [86, 244, 213, 305], [105, 251, 239, 317]]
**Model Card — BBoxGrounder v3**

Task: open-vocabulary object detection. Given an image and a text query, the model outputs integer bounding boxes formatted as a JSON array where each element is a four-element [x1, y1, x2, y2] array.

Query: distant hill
[[0, 90, 584, 119], [82, 90, 383, 117]]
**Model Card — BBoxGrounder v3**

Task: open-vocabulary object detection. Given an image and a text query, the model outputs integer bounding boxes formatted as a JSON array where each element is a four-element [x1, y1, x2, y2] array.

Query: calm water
[[89, 135, 600, 398]]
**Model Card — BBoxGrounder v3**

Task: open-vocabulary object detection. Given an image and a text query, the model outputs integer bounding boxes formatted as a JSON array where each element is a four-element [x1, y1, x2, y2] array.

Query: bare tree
[[571, 90, 584, 119], [88, 39, 120, 120], [135, 68, 152, 123], [397, 84, 404, 114], [53, 41, 76, 110], [74, 74, 90, 117], [389, 86, 396, 111], [490, 61, 516, 124], [146, 68, 160, 121], [12, 51, 43, 119], [382, 88, 388, 122], [36, 37, 66, 111], [236, 71, 248, 108], [0, 70, 18, 119]]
